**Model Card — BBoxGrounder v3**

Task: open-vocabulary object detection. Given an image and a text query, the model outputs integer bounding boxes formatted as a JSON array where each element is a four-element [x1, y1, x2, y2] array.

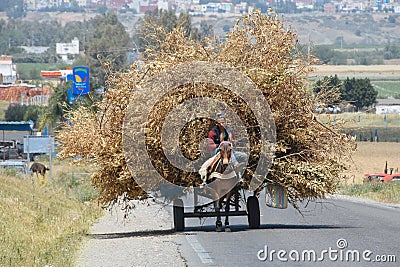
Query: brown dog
[[30, 162, 49, 178]]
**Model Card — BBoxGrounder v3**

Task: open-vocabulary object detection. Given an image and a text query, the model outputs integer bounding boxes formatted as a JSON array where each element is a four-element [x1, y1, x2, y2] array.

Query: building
[[76, 0, 90, 7], [139, 0, 158, 13], [24, 0, 38, 10], [158, 0, 170, 11], [324, 3, 336, 13], [375, 99, 400, 114], [0, 56, 17, 85], [56, 38, 80, 63], [107, 0, 128, 10]]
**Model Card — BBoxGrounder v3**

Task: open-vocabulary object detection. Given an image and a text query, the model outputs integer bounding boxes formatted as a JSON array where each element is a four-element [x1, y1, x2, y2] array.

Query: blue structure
[[0, 121, 33, 132], [66, 67, 90, 104], [72, 66, 90, 95]]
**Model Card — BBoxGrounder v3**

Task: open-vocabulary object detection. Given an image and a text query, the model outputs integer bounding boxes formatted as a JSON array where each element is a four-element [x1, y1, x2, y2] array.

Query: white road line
[[185, 234, 215, 265]]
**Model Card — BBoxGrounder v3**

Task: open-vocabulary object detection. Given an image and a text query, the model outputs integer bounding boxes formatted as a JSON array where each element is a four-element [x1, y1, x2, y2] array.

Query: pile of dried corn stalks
[[58, 10, 356, 209]]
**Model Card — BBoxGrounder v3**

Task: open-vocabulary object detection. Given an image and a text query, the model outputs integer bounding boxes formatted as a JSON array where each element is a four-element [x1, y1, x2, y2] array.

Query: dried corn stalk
[[57, 10, 356, 209]]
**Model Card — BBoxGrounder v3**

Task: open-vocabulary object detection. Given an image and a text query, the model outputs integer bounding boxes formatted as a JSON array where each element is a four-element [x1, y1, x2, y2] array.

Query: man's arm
[[207, 130, 218, 151], [227, 127, 236, 146]]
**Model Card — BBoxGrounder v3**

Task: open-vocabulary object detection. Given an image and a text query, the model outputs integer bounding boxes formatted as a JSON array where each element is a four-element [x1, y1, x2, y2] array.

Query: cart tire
[[173, 199, 185, 231], [247, 196, 260, 229]]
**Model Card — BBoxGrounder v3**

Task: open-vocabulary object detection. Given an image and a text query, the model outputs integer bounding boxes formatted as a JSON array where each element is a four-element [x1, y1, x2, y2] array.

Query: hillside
[[284, 13, 400, 46], [1, 11, 400, 47], [190, 12, 400, 46]]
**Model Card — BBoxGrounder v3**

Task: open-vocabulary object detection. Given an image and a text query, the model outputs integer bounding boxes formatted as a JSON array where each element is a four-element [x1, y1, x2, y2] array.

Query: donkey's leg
[[215, 199, 222, 232], [224, 192, 232, 232]]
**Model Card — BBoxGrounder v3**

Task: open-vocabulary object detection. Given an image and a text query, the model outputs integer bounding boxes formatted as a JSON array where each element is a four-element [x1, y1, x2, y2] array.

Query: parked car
[[363, 173, 400, 183]]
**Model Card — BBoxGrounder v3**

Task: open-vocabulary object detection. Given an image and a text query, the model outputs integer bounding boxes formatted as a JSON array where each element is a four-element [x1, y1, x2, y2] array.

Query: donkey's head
[[219, 141, 233, 166]]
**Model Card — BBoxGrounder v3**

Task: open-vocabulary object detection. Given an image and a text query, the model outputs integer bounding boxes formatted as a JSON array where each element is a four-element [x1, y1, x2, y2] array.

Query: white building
[[24, 0, 38, 10], [375, 99, 400, 114], [56, 38, 80, 63], [75, 0, 89, 7], [158, 0, 170, 11], [0, 56, 17, 84]]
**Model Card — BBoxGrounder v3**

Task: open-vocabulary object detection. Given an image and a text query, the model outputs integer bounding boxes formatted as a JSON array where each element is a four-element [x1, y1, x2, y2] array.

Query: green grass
[[0, 161, 103, 267], [338, 182, 400, 204], [17, 63, 70, 81], [371, 81, 400, 99]]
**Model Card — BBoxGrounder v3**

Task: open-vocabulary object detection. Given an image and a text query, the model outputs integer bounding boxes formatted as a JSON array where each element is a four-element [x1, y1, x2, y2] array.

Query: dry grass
[[311, 65, 400, 79], [317, 113, 400, 128], [319, 113, 400, 184], [0, 159, 103, 267], [345, 142, 400, 184], [339, 182, 400, 204]]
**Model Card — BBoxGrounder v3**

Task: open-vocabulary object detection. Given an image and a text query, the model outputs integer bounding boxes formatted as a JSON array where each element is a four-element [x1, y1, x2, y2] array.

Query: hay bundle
[[58, 10, 355, 209]]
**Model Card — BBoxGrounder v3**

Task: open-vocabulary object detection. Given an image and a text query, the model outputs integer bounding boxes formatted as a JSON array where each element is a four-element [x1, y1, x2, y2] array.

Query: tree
[[383, 44, 400, 60], [340, 77, 377, 110], [5, 0, 26, 19], [41, 81, 101, 131], [314, 74, 341, 93], [5, 105, 27, 121], [23, 106, 45, 128], [4, 104, 43, 128], [312, 46, 337, 64], [199, 21, 214, 39], [85, 12, 132, 87], [41, 82, 70, 130], [313, 75, 342, 108], [136, 9, 200, 52]]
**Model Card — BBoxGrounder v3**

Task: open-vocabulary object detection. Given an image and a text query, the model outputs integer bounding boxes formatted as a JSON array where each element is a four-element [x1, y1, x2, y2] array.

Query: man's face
[[216, 118, 226, 129]]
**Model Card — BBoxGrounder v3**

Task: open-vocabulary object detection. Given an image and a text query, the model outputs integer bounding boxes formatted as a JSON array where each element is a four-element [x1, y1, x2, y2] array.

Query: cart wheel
[[247, 196, 260, 229], [173, 199, 185, 231]]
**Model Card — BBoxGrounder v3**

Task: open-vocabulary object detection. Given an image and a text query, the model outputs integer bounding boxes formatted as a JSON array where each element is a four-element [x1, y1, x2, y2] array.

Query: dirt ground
[[312, 64, 400, 77], [345, 142, 400, 184]]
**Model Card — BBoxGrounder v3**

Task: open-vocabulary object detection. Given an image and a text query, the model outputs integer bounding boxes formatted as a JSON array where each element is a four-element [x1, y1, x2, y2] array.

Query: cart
[[172, 183, 261, 231]]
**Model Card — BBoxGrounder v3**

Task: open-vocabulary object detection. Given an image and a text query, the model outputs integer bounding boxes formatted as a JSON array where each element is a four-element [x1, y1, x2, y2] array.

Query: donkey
[[199, 141, 240, 232], [30, 162, 49, 178]]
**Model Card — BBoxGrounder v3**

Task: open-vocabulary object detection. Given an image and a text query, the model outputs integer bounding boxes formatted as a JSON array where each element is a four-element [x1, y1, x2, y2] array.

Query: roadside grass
[[338, 182, 400, 204], [340, 141, 400, 204], [317, 113, 400, 128], [0, 159, 103, 267]]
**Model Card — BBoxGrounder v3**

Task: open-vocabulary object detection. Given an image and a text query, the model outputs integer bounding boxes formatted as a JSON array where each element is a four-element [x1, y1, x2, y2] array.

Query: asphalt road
[[173, 193, 400, 267]]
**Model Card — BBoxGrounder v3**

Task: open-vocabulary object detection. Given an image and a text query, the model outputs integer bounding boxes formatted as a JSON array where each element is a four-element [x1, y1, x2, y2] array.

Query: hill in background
[[190, 12, 400, 46], [1, 11, 399, 47]]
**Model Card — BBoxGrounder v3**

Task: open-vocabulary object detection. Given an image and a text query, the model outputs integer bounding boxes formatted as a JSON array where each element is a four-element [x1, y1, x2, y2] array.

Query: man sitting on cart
[[207, 112, 247, 165], [199, 113, 248, 188]]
